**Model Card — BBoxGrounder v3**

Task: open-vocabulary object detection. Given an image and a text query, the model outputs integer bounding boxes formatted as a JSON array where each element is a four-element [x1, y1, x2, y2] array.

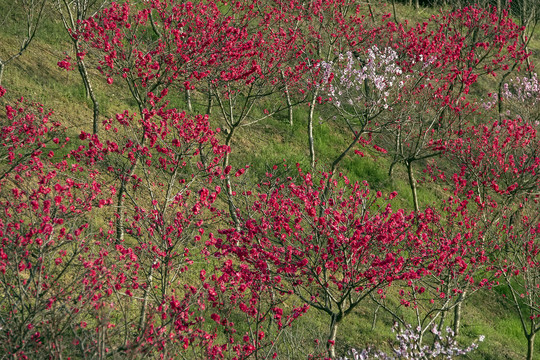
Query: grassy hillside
[[1, 1, 539, 359]]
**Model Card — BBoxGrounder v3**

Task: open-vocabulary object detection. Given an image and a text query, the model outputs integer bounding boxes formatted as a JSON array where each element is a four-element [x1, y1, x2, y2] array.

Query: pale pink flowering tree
[[338, 323, 484, 360], [481, 74, 539, 117], [319, 5, 528, 212], [317, 45, 408, 182]]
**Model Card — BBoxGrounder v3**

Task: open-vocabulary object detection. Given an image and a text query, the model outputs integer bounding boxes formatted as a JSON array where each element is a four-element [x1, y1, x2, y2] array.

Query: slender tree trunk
[[371, 305, 380, 331], [406, 160, 419, 212], [389, 128, 401, 177], [391, 0, 398, 23], [282, 70, 293, 126], [115, 180, 129, 243], [526, 331, 535, 360], [206, 86, 213, 115], [224, 126, 240, 230], [308, 88, 319, 169], [0, 61, 5, 86], [137, 266, 154, 332], [438, 280, 451, 335], [327, 313, 341, 359], [285, 84, 293, 126], [522, 34, 534, 78], [388, 161, 396, 177], [453, 290, 467, 336], [98, 311, 106, 359], [185, 88, 193, 112], [115, 135, 144, 243], [77, 65, 90, 99], [438, 309, 447, 334], [453, 303, 463, 336], [76, 55, 100, 134], [518, 0, 536, 78]]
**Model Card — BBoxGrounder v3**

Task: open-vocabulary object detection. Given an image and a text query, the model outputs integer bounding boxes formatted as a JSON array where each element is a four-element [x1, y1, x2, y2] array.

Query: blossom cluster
[[481, 74, 540, 111], [503, 74, 540, 103], [318, 46, 407, 109], [338, 323, 484, 360]]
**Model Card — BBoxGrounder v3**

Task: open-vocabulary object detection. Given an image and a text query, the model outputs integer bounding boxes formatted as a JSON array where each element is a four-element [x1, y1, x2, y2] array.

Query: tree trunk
[[519, 0, 535, 78], [453, 290, 467, 336], [308, 88, 319, 169], [76, 55, 100, 135], [0, 61, 5, 86], [137, 266, 154, 332], [185, 88, 193, 112], [406, 160, 419, 212], [526, 331, 535, 360], [282, 70, 293, 126], [206, 86, 213, 115], [327, 313, 341, 359], [224, 126, 240, 230], [77, 64, 90, 99], [285, 84, 293, 126], [371, 305, 380, 331], [115, 181, 128, 243], [391, 0, 398, 23], [115, 137, 144, 243], [389, 128, 401, 178], [438, 308, 447, 334], [388, 161, 396, 177]]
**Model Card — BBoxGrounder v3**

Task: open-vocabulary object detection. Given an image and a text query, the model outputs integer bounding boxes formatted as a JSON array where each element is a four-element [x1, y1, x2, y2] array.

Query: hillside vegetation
[[0, 0, 539, 359]]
